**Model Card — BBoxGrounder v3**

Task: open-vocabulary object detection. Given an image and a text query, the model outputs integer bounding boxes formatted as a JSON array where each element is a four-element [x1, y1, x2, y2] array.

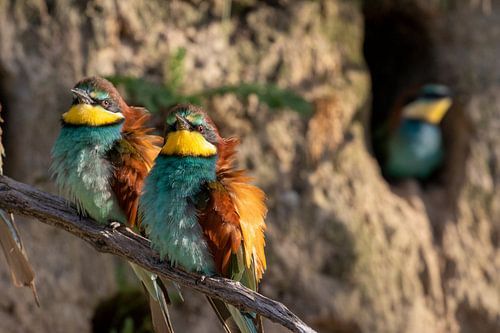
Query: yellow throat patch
[[62, 104, 124, 126], [161, 130, 217, 157], [403, 98, 452, 124]]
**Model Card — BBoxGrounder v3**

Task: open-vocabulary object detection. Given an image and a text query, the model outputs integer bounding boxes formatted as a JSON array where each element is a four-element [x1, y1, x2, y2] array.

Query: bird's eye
[[196, 125, 204, 133], [101, 99, 110, 108]]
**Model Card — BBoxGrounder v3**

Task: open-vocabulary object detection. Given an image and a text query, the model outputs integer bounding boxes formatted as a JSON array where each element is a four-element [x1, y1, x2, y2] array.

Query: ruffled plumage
[[200, 137, 267, 282], [140, 104, 266, 333]]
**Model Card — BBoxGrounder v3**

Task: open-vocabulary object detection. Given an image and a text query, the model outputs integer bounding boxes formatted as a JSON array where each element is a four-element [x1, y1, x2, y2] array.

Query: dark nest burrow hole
[[363, 2, 438, 179], [361, 2, 471, 241]]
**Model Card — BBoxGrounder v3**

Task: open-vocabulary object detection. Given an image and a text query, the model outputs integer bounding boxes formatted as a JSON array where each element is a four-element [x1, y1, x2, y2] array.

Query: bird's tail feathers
[[207, 296, 236, 333], [160, 277, 184, 303], [0, 210, 39, 306], [207, 296, 261, 333], [148, 285, 174, 333], [130, 263, 175, 333]]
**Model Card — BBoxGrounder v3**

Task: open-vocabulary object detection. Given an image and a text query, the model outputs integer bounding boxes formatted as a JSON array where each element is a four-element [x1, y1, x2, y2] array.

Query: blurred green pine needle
[[165, 47, 187, 92], [108, 77, 312, 115], [204, 83, 312, 114]]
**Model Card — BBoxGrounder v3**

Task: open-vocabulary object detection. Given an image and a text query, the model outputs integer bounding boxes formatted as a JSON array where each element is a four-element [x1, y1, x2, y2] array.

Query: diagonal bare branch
[[0, 175, 316, 333]]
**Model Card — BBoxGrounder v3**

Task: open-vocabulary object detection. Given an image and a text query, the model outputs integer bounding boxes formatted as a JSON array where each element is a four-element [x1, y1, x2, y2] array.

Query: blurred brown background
[[0, 0, 499, 332]]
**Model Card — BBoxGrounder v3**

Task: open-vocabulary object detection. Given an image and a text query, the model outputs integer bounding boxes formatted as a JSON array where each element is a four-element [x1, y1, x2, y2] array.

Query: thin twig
[[0, 175, 316, 333]]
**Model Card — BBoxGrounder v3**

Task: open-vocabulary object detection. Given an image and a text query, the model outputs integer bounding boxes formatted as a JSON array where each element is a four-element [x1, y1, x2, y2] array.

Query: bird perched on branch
[[377, 84, 452, 180], [51, 76, 176, 333], [140, 104, 267, 333], [0, 104, 38, 305]]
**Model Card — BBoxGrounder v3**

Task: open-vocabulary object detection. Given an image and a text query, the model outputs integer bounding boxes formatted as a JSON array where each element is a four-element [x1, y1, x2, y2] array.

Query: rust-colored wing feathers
[[223, 171, 267, 281], [111, 106, 162, 227], [200, 138, 267, 281], [199, 182, 242, 276]]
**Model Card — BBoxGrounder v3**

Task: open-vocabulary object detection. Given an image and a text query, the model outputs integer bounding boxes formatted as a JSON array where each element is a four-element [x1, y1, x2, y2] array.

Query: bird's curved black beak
[[71, 88, 93, 105], [175, 114, 191, 131]]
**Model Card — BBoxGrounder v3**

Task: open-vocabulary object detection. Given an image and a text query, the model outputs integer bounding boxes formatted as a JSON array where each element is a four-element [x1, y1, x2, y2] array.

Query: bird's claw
[[195, 275, 207, 285], [109, 221, 121, 230]]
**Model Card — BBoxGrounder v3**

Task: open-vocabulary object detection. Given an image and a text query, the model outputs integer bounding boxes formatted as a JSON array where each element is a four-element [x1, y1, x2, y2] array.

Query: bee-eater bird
[[50, 77, 175, 333], [0, 103, 38, 305], [139, 104, 267, 333], [378, 84, 452, 180]]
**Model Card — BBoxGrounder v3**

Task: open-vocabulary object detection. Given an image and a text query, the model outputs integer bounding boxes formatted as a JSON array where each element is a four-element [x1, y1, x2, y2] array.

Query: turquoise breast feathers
[[140, 155, 217, 274], [385, 119, 443, 179], [51, 124, 127, 224]]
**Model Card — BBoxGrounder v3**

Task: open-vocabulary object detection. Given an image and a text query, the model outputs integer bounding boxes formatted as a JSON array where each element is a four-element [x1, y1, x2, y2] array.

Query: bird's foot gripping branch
[[0, 175, 316, 333]]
